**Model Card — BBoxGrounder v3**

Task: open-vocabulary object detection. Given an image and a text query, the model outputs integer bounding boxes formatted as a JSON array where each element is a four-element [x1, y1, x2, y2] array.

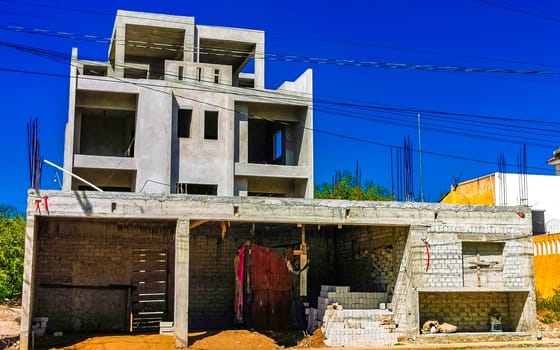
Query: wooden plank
[[133, 301, 166, 313], [132, 254, 167, 262], [132, 271, 167, 283], [300, 254, 307, 296], [132, 293, 166, 302], [133, 261, 167, 272], [134, 282, 167, 294], [300, 226, 307, 296]]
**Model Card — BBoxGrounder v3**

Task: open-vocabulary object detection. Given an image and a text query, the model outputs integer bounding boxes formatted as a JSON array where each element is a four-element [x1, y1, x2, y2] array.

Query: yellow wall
[[533, 234, 560, 298], [440, 175, 495, 205]]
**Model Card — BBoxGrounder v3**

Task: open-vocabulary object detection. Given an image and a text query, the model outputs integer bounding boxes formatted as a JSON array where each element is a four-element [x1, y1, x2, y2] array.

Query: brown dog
[[421, 320, 439, 334]]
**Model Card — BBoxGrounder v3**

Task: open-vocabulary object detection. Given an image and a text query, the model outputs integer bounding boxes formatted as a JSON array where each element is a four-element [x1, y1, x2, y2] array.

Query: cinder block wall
[[188, 223, 333, 329], [415, 239, 464, 288], [419, 292, 527, 332], [188, 223, 238, 330], [333, 226, 408, 295], [34, 218, 175, 332]]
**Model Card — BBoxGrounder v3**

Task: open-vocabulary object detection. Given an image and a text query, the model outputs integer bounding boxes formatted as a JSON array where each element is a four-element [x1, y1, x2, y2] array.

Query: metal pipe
[[43, 159, 103, 192]]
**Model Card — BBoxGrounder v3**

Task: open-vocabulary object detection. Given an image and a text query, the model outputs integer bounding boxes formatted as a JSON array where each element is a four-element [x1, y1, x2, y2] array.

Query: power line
[[3, 23, 560, 78], [0, 62, 553, 174], [474, 0, 560, 23], [3, 0, 560, 70], [2, 38, 559, 151]]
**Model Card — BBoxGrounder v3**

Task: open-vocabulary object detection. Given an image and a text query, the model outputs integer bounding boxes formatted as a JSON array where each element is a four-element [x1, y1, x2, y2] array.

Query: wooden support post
[[300, 225, 307, 296], [476, 252, 481, 287]]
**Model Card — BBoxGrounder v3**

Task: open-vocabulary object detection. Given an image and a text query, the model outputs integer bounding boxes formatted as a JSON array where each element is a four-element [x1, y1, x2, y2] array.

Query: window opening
[[196, 67, 202, 82], [273, 129, 283, 161], [177, 109, 192, 138], [178, 66, 184, 81], [214, 69, 220, 84], [204, 111, 219, 140], [176, 183, 218, 195]]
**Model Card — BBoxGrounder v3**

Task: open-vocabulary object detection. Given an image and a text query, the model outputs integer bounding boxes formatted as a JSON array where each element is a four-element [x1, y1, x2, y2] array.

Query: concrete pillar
[[113, 21, 125, 78], [62, 48, 78, 191], [401, 225, 428, 336], [254, 41, 265, 89], [235, 104, 249, 164], [174, 218, 189, 348], [20, 213, 38, 350]]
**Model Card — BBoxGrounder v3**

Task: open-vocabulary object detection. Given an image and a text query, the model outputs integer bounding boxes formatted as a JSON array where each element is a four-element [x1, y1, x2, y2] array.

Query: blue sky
[[2, 0, 560, 212]]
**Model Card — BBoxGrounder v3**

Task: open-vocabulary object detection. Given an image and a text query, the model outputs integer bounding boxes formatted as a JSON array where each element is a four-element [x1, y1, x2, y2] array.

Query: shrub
[[0, 205, 25, 300], [536, 288, 560, 324]]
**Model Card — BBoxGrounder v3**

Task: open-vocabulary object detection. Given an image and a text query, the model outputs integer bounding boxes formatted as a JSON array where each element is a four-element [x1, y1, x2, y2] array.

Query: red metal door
[[250, 244, 292, 330]]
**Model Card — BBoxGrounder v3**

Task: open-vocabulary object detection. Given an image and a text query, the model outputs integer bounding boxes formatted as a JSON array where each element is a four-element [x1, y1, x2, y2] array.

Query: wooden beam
[[189, 220, 208, 230], [300, 225, 307, 296]]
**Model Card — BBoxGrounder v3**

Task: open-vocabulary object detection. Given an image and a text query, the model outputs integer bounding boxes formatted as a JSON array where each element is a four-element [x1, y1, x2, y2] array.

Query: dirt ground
[[3, 304, 560, 350], [0, 304, 325, 350], [0, 304, 20, 349]]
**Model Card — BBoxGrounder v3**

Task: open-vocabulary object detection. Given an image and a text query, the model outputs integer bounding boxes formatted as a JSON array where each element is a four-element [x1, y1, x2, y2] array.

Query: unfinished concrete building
[[22, 191, 537, 349], [21, 9, 537, 350], [63, 10, 313, 198]]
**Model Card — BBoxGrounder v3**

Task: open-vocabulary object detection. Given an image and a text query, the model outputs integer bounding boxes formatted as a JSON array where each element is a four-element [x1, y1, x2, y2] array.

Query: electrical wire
[[4, 37, 560, 150], [1, 63, 553, 174], [2, 23, 560, 77], [474, 0, 560, 23], [2, 0, 560, 71], [0, 39, 557, 173]]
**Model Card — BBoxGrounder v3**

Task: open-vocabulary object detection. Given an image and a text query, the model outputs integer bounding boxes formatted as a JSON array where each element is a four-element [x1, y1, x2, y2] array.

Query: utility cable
[[0, 39, 556, 173], [2, 24, 560, 77], [2, 0, 560, 70], [4, 37, 560, 148], [0, 63, 553, 173]]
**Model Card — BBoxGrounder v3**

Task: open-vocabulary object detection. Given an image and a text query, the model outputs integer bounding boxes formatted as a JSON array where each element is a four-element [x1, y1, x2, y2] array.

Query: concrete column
[[20, 213, 38, 350], [254, 41, 265, 89], [62, 48, 78, 191], [185, 26, 195, 63], [235, 104, 249, 164], [402, 225, 428, 336], [114, 21, 125, 78], [174, 218, 189, 348]]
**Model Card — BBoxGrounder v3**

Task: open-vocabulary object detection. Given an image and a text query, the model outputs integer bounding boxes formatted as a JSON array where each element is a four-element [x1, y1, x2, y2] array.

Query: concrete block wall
[[417, 240, 464, 288], [411, 236, 532, 290], [503, 240, 533, 288], [419, 292, 527, 332], [188, 230, 237, 330], [187, 223, 333, 329], [34, 218, 175, 332], [333, 226, 408, 294], [306, 229, 335, 307]]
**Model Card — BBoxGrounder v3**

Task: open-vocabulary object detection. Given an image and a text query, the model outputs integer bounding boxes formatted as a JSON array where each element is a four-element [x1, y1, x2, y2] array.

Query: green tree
[[315, 170, 392, 201], [0, 205, 25, 299]]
